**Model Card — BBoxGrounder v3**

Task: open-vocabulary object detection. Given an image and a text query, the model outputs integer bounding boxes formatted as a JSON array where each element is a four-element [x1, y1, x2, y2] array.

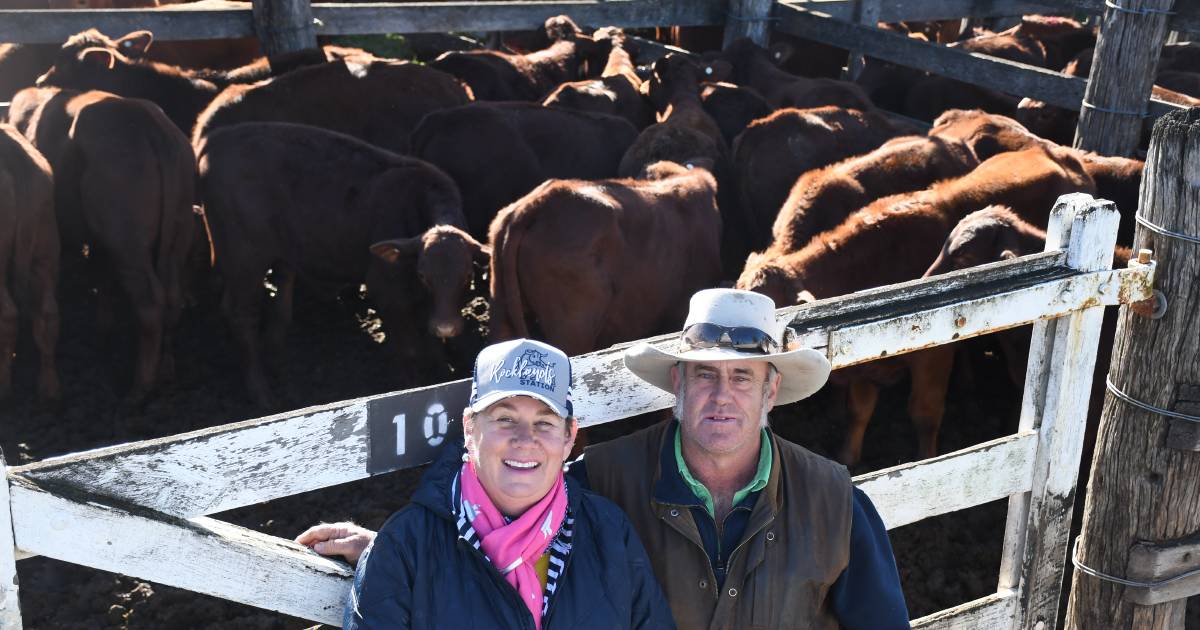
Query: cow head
[[36, 29, 143, 88], [644, 54, 730, 110], [368, 225, 490, 342], [923, 206, 1027, 278], [736, 252, 804, 307]]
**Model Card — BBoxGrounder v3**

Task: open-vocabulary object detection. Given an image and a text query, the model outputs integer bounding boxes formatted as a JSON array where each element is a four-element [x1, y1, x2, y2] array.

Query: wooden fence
[[0, 192, 1156, 628]]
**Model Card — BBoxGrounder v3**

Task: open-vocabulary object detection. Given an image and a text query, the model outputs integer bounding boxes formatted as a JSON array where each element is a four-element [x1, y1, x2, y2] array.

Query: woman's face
[[465, 396, 577, 517]]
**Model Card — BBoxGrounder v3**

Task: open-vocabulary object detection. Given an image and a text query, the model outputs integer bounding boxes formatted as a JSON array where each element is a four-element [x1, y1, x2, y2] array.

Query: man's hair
[[673, 362, 779, 428]]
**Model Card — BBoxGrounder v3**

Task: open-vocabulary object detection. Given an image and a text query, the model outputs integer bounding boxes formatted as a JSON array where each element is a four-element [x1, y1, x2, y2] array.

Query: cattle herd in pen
[[1, 12, 1198, 465]]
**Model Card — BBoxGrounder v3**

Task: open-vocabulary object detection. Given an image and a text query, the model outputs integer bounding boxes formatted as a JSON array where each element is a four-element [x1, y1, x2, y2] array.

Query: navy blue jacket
[[345, 445, 676, 630]]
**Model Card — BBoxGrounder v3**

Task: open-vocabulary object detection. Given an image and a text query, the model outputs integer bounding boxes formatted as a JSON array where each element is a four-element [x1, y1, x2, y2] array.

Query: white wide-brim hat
[[624, 289, 831, 405]]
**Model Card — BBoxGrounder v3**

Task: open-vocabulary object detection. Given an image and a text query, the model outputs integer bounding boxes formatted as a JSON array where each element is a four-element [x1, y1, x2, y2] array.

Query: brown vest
[[585, 421, 852, 630]]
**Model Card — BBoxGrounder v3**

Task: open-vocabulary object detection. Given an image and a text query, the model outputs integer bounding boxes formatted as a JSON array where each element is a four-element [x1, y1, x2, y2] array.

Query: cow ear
[[796, 289, 817, 304], [80, 47, 116, 70], [474, 243, 492, 265], [369, 237, 423, 265], [703, 60, 732, 83], [999, 249, 1018, 260], [768, 43, 793, 65], [116, 30, 153, 57]]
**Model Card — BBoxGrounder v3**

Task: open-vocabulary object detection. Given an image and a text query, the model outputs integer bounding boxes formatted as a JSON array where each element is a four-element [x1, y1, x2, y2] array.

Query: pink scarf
[[460, 461, 567, 630]]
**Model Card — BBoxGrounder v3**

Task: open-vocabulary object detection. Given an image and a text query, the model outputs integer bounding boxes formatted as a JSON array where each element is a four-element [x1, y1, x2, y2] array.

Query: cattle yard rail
[[0, 192, 1156, 628]]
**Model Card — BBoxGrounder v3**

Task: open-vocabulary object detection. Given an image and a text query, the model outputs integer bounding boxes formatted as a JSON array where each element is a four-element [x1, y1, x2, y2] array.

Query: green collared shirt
[[674, 427, 773, 517]]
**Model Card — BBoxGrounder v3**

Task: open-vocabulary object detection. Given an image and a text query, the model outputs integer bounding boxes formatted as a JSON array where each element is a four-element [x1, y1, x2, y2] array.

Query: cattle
[[15, 88, 194, 403], [411, 102, 638, 239], [1000, 15, 1095, 71], [192, 58, 472, 154], [197, 122, 482, 407], [430, 15, 603, 101], [928, 108, 1048, 161], [736, 145, 1095, 464], [542, 27, 654, 130], [768, 135, 979, 254], [488, 161, 721, 355], [0, 124, 60, 403], [617, 53, 729, 177], [700, 81, 772, 146], [716, 38, 873, 111], [732, 106, 905, 253]]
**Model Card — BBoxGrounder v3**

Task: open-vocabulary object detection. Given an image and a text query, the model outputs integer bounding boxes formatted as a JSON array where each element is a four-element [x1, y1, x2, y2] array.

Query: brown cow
[[15, 88, 194, 402], [769, 134, 979, 253], [191, 58, 472, 154], [928, 108, 1047, 161], [197, 122, 482, 407], [0, 124, 60, 402], [431, 15, 603, 101], [737, 145, 1095, 464], [732, 106, 905, 253], [542, 27, 654, 130], [411, 102, 638, 239], [488, 161, 721, 355], [617, 53, 730, 177], [716, 38, 873, 111]]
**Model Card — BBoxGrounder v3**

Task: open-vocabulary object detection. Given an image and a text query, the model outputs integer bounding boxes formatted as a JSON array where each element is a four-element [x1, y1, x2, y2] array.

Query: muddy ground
[[2, 275, 1196, 628]]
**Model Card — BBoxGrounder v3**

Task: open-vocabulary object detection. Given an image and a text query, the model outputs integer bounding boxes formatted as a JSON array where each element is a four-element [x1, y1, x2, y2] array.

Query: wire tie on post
[[1106, 376, 1200, 424], [1136, 212, 1200, 245], [1081, 99, 1151, 118], [1103, 0, 1177, 16], [1073, 538, 1200, 587]]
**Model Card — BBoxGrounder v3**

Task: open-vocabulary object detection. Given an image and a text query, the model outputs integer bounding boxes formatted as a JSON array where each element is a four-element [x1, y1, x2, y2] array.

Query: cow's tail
[[488, 205, 531, 341], [148, 112, 194, 297], [2, 170, 33, 308]]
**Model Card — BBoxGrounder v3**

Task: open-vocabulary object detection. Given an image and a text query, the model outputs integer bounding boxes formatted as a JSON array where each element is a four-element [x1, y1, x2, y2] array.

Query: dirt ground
[[3, 275, 1197, 628]]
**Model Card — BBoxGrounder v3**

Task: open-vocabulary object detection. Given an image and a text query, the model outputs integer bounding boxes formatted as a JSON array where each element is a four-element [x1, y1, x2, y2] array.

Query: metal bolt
[[728, 588, 738, 597], [954, 315, 967, 328], [669, 509, 679, 517], [1137, 248, 1152, 264]]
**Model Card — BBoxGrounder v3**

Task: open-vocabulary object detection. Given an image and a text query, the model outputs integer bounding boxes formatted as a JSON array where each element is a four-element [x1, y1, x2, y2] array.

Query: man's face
[[671, 360, 780, 458]]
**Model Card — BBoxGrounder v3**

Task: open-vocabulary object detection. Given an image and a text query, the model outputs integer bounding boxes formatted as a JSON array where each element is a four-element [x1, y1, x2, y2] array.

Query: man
[[299, 289, 909, 628]]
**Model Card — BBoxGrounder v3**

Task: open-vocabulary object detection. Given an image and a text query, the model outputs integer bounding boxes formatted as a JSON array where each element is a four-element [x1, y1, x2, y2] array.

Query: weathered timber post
[[0, 449, 21, 629], [841, 0, 881, 81], [722, 0, 773, 48], [251, 0, 316, 59], [995, 194, 1119, 630], [1065, 108, 1200, 629], [1073, 0, 1177, 155]]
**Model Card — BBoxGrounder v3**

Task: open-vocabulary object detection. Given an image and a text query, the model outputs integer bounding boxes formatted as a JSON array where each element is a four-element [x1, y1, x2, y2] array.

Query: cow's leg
[[839, 377, 879, 466], [263, 266, 296, 371], [28, 244, 61, 403], [222, 269, 272, 408], [0, 281, 16, 402], [115, 259, 166, 404], [906, 346, 956, 460]]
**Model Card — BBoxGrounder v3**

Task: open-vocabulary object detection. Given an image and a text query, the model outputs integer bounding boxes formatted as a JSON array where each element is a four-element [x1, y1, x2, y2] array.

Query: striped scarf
[[454, 464, 574, 628]]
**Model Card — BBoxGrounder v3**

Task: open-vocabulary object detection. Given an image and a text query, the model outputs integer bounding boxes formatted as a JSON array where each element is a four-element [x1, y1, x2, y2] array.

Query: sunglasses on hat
[[679, 323, 781, 355]]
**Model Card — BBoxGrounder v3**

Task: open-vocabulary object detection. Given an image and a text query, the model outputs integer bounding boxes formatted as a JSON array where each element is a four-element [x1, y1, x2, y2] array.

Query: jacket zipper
[[457, 538, 539, 630]]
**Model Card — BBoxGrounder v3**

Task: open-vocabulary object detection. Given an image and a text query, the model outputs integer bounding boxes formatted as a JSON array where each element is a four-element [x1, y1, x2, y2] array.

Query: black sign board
[[367, 379, 471, 474]]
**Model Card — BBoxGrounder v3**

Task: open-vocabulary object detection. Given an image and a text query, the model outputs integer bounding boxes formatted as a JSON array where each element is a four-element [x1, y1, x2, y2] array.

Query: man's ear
[[764, 366, 782, 409], [669, 362, 683, 391]]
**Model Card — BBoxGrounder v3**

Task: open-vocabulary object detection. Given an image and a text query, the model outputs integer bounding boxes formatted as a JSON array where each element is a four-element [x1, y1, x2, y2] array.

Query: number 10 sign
[[367, 379, 472, 474]]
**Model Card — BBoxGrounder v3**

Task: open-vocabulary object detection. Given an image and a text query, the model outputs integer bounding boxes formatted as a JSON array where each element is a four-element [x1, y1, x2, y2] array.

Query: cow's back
[[193, 60, 472, 153]]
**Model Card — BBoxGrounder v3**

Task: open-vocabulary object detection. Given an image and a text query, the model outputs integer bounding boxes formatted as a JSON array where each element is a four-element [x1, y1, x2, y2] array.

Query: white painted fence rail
[[0, 194, 1155, 628]]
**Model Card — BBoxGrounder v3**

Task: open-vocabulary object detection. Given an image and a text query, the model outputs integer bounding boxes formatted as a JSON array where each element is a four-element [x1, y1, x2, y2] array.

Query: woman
[[345, 339, 675, 629]]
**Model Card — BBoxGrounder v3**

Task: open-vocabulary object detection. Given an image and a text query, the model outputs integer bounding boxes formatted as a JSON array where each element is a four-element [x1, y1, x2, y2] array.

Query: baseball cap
[[468, 339, 573, 418]]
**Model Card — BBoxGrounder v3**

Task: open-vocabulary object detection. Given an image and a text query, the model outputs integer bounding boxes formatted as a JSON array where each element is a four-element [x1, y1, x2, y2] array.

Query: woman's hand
[[295, 521, 376, 565]]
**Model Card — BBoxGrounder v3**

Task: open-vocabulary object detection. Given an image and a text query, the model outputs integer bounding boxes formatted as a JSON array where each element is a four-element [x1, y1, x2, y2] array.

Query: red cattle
[[737, 145, 1095, 464], [192, 58, 471, 154], [617, 53, 729, 177], [0, 124, 60, 402], [732, 106, 905, 252], [431, 15, 603, 101], [488, 162, 721, 355], [928, 108, 1048, 160], [768, 135, 979, 254], [411, 102, 638, 239], [15, 88, 194, 402], [542, 27, 654, 130], [197, 122, 482, 406], [716, 38, 873, 111]]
